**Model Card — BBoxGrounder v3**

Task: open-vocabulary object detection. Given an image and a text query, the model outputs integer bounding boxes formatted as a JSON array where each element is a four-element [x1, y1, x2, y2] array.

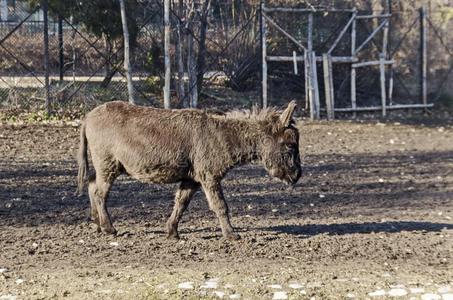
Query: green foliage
[[144, 44, 164, 75], [27, 0, 139, 42], [145, 76, 163, 96], [438, 93, 453, 108]]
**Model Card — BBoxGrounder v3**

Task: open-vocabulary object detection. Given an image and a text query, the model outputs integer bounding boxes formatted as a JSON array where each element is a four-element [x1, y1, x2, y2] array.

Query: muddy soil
[[0, 119, 452, 300]]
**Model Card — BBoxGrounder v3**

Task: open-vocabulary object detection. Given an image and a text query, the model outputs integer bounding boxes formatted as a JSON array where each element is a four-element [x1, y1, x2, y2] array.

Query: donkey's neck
[[216, 118, 264, 168]]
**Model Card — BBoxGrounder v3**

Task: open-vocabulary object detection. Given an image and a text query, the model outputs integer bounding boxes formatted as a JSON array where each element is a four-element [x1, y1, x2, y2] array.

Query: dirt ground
[[1, 116, 452, 300]]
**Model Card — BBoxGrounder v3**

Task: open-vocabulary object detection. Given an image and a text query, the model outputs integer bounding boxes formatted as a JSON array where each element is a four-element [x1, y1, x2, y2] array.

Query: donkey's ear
[[279, 100, 297, 128]]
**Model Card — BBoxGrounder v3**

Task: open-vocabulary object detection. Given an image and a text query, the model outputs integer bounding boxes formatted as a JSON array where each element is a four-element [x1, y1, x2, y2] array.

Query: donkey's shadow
[[262, 221, 453, 237]]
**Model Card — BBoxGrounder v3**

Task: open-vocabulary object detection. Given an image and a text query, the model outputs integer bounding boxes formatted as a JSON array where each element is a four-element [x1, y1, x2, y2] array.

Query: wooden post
[[304, 49, 310, 113], [306, 13, 313, 112], [379, 53, 387, 117], [323, 53, 335, 120], [261, 2, 268, 108], [386, 0, 394, 105], [420, 6, 428, 110], [43, 0, 50, 114], [58, 14, 64, 82], [119, 0, 135, 104], [175, 0, 185, 107], [311, 51, 320, 120], [351, 9, 357, 118], [163, 0, 171, 108]]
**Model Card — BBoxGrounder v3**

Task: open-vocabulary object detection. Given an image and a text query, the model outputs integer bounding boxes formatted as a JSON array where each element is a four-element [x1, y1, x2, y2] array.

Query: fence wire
[[0, 1, 452, 114]]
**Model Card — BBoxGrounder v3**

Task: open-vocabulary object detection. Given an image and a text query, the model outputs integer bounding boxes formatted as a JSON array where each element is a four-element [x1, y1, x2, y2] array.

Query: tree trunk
[[187, 32, 198, 108], [185, 2, 198, 108], [0, 0, 7, 21], [175, 0, 186, 107], [163, 0, 171, 109], [119, 0, 135, 104], [196, 0, 211, 94]]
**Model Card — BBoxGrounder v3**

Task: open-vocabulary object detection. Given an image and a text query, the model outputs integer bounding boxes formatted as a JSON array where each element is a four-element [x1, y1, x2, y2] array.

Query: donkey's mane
[[218, 106, 279, 122]]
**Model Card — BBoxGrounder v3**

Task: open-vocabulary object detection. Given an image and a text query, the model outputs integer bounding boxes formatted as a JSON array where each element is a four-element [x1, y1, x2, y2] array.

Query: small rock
[[178, 282, 194, 290], [273, 291, 288, 300], [388, 288, 407, 297], [268, 284, 282, 289], [346, 293, 355, 298], [15, 279, 24, 285], [229, 294, 241, 299], [213, 291, 225, 298], [442, 294, 453, 300], [0, 295, 17, 300], [410, 288, 425, 294], [421, 294, 441, 300], [369, 290, 386, 297], [0, 268, 8, 274], [109, 242, 119, 247], [201, 279, 218, 289], [288, 283, 304, 289], [438, 286, 451, 294], [271, 209, 278, 213]]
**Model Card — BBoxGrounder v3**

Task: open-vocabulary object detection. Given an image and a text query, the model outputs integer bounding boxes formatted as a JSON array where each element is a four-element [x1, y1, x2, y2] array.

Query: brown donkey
[[77, 101, 301, 240]]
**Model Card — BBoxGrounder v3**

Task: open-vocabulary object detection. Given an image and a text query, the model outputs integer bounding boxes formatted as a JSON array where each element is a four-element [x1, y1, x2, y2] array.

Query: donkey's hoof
[[167, 231, 180, 240], [225, 233, 241, 241], [101, 227, 117, 235]]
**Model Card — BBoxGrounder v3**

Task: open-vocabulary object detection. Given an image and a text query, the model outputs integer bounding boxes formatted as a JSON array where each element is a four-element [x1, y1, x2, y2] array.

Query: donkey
[[76, 101, 301, 240]]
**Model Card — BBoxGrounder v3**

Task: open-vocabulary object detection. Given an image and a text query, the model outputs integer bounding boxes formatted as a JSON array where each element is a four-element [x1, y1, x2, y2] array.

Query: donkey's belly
[[127, 164, 190, 184]]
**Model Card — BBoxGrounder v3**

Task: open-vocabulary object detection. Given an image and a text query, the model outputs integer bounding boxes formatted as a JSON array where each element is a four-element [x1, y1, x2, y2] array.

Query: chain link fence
[[0, 0, 452, 115]]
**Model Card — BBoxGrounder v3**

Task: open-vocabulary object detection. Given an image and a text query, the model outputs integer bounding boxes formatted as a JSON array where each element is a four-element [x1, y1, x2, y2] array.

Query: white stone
[[288, 283, 304, 289], [213, 291, 225, 298], [109, 242, 119, 247], [178, 282, 194, 289], [438, 287, 451, 294], [388, 288, 408, 297], [0, 268, 8, 273], [0, 295, 17, 300], [368, 290, 386, 297], [201, 280, 218, 289], [268, 284, 282, 289], [229, 294, 241, 299], [273, 291, 288, 300], [410, 288, 425, 294], [442, 294, 453, 300], [421, 294, 441, 300], [346, 293, 355, 298], [15, 279, 24, 285]]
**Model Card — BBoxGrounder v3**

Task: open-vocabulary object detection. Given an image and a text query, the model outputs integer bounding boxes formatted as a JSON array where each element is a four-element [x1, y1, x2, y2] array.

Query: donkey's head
[[258, 101, 301, 185]]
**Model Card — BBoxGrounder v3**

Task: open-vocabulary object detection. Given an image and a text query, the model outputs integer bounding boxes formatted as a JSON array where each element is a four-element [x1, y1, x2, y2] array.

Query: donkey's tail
[[76, 121, 89, 195]]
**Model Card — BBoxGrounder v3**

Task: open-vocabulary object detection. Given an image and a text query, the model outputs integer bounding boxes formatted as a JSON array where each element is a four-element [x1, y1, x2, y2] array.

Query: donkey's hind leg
[[87, 174, 101, 232], [90, 159, 121, 235], [166, 180, 200, 239]]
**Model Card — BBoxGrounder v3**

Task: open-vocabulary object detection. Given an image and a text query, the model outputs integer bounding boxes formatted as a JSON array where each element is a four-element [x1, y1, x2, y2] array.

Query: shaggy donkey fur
[[77, 101, 301, 240]]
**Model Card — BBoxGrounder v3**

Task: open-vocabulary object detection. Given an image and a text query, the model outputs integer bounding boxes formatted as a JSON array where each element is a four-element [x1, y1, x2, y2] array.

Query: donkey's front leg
[[200, 179, 240, 240]]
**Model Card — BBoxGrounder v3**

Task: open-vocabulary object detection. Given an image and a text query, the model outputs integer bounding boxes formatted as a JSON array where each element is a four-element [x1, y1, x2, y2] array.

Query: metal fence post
[[43, 0, 50, 114], [420, 6, 428, 111], [58, 14, 64, 82]]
